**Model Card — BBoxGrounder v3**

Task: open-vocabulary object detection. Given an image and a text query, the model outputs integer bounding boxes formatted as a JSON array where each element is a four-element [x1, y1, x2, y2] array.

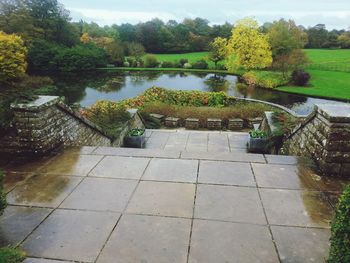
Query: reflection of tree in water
[[128, 71, 163, 84], [51, 72, 128, 104], [97, 76, 125, 92], [204, 74, 231, 93]]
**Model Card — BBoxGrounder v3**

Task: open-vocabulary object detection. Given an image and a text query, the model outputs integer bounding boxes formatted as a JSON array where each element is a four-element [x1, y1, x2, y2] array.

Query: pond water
[[52, 71, 349, 116]]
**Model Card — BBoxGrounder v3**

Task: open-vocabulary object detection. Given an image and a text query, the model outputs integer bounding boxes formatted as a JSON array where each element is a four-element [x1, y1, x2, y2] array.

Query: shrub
[[183, 63, 192, 69], [0, 31, 27, 81], [126, 57, 135, 66], [242, 71, 288, 89], [144, 55, 159, 68], [328, 185, 350, 263], [179, 58, 189, 66], [192, 59, 209, 69], [0, 247, 26, 263], [28, 41, 108, 72], [162, 61, 174, 68], [0, 170, 6, 216], [123, 61, 130, 67], [291, 69, 311, 86], [173, 61, 182, 68], [55, 44, 108, 71], [82, 101, 131, 139]]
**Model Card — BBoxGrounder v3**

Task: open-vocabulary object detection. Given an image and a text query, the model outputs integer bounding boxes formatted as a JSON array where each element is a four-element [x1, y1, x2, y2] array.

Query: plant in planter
[[124, 128, 146, 148], [248, 129, 269, 153]]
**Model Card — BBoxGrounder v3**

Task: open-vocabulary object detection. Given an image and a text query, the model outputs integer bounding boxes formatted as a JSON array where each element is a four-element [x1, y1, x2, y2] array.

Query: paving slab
[[188, 220, 279, 263], [93, 147, 181, 158], [97, 214, 191, 263], [38, 153, 103, 176], [271, 226, 330, 263], [22, 209, 120, 262], [228, 134, 249, 149], [207, 133, 230, 152], [5, 157, 53, 173], [24, 259, 72, 263], [126, 181, 195, 218], [0, 206, 52, 247], [181, 151, 265, 163], [253, 163, 321, 190], [6, 174, 82, 208], [62, 146, 97, 155], [3, 171, 33, 193], [198, 161, 255, 186], [60, 178, 138, 212], [264, 155, 299, 165], [195, 185, 266, 224], [186, 133, 208, 152], [260, 189, 333, 228], [142, 158, 198, 183], [89, 156, 150, 179], [164, 132, 188, 151]]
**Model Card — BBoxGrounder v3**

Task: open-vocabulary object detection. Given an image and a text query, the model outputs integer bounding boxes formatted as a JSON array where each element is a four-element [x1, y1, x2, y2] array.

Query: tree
[[338, 32, 350, 48], [306, 24, 329, 48], [273, 49, 309, 78], [0, 31, 27, 81], [80, 32, 91, 43], [209, 37, 227, 68], [128, 42, 145, 61], [226, 18, 272, 71], [268, 19, 309, 77], [268, 19, 308, 57]]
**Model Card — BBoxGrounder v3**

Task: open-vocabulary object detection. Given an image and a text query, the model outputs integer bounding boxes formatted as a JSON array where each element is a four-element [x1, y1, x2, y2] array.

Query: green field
[[278, 70, 350, 100], [146, 49, 350, 100], [145, 52, 210, 64]]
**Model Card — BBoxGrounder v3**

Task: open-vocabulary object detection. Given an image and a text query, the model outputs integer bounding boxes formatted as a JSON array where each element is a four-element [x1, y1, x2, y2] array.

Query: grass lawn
[[135, 50, 350, 100], [144, 52, 210, 63], [277, 70, 350, 101], [304, 49, 350, 64]]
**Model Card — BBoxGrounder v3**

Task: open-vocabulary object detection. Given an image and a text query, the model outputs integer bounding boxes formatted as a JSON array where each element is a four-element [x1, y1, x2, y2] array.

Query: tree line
[[0, 0, 350, 76]]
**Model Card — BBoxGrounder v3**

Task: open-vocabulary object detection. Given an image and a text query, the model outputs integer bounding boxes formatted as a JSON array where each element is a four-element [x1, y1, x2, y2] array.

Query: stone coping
[[317, 104, 350, 123], [11, 96, 61, 111]]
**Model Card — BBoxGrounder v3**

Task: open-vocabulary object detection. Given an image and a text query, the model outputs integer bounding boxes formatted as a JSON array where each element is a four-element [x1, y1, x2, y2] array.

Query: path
[[0, 130, 348, 263]]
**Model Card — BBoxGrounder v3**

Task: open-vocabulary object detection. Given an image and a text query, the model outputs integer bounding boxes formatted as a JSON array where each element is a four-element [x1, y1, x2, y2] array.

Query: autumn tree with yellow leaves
[[0, 31, 27, 82], [226, 18, 272, 71]]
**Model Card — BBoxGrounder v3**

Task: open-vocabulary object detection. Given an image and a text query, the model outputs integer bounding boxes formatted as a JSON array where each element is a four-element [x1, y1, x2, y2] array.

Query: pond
[[52, 71, 349, 116]]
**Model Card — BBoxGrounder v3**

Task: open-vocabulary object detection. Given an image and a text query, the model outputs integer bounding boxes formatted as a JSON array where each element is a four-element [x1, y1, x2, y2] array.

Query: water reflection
[[49, 71, 348, 115]]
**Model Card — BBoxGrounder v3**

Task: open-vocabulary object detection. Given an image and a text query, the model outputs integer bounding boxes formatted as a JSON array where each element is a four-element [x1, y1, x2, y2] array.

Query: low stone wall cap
[[11, 95, 60, 110], [317, 104, 350, 123]]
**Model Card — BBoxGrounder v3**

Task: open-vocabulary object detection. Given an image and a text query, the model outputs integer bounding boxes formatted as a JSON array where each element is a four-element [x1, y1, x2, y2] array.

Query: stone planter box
[[248, 137, 269, 153], [150, 113, 165, 122], [207, 118, 222, 130], [124, 134, 146, 148], [185, 118, 199, 129], [247, 117, 263, 129], [228, 118, 244, 130], [165, 117, 180, 128]]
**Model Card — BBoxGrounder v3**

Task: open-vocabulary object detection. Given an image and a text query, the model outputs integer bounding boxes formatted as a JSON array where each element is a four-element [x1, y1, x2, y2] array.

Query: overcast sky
[[60, 0, 350, 30]]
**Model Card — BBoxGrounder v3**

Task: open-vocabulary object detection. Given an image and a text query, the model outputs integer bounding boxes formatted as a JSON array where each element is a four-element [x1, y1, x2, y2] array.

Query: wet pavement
[[1, 129, 349, 263]]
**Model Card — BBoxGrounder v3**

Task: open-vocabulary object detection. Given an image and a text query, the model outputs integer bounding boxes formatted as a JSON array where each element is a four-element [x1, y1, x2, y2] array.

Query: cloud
[[70, 8, 178, 25]]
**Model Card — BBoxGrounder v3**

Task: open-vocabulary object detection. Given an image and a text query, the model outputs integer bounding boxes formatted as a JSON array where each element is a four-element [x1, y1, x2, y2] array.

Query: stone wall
[[0, 96, 143, 155], [281, 104, 350, 177]]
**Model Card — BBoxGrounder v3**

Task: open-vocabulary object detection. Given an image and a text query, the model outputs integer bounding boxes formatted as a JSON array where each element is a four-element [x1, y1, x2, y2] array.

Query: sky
[[60, 0, 350, 30]]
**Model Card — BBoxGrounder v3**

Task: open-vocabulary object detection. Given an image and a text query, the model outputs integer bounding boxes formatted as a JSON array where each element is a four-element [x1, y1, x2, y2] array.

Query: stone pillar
[[282, 104, 350, 178], [317, 104, 350, 177], [10, 96, 63, 155]]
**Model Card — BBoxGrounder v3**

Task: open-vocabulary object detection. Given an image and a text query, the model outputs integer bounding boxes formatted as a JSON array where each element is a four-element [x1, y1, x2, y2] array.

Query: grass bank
[[277, 70, 350, 101]]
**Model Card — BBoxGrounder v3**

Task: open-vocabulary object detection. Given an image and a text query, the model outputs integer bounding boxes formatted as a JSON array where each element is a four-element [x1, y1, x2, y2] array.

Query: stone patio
[[0, 130, 349, 263]]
